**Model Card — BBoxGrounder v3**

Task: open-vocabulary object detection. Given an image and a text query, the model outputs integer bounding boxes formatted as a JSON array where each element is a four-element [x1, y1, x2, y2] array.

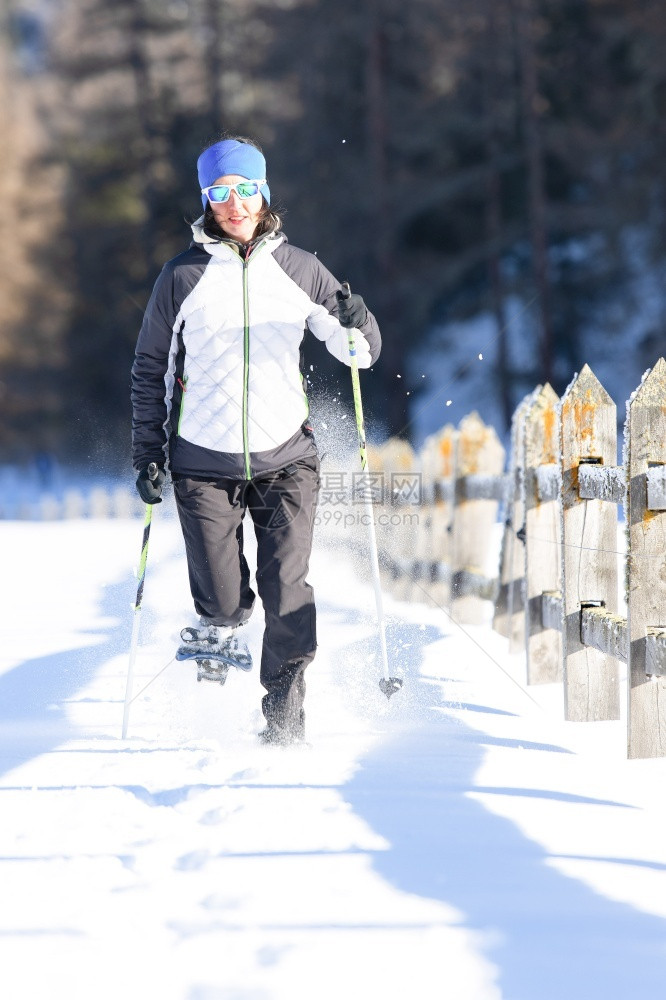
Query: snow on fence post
[[523, 384, 562, 684], [111, 486, 137, 518], [449, 412, 505, 625], [39, 494, 61, 520], [63, 489, 86, 519], [560, 365, 620, 721], [89, 487, 110, 518], [626, 358, 666, 758], [493, 391, 535, 651]]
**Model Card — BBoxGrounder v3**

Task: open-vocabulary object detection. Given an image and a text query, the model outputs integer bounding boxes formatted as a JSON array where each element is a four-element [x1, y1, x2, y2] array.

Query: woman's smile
[[209, 174, 263, 243]]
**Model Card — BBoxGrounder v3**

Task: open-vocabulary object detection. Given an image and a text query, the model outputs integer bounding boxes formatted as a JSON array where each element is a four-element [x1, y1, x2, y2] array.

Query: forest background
[[1, 0, 665, 470]]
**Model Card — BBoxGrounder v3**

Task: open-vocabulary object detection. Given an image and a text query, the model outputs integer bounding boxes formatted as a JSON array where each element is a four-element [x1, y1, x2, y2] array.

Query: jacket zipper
[[242, 256, 251, 479], [240, 238, 268, 480], [177, 376, 187, 435]]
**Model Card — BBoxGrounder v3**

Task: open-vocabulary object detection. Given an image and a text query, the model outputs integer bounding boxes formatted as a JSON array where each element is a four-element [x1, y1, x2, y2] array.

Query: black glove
[[135, 463, 166, 504], [336, 289, 367, 329]]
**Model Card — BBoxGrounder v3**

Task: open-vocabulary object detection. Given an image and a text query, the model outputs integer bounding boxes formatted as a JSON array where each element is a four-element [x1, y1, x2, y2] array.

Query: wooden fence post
[[376, 437, 417, 596], [493, 391, 535, 651], [450, 412, 505, 624], [560, 365, 620, 721], [414, 429, 451, 604], [523, 383, 562, 683], [365, 440, 391, 578], [626, 358, 666, 757], [429, 424, 457, 609]]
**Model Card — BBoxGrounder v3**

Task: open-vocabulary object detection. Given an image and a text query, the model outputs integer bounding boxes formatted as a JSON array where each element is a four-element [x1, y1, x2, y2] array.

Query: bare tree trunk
[[203, 0, 225, 133], [366, 0, 407, 435], [366, 0, 388, 275], [128, 0, 159, 275], [482, 0, 512, 432], [514, 0, 553, 384]]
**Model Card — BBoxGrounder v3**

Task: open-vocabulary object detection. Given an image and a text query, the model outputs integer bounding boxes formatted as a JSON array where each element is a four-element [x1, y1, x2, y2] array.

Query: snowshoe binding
[[176, 621, 253, 683]]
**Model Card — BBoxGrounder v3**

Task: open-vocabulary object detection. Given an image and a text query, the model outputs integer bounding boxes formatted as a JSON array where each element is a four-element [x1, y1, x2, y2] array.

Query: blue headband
[[197, 140, 271, 208]]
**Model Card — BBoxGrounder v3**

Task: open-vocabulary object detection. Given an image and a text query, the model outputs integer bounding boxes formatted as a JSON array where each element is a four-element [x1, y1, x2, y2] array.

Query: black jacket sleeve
[[130, 262, 180, 471]]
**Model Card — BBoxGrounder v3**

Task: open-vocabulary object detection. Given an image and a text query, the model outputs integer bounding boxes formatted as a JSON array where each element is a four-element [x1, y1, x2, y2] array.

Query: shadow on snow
[[338, 618, 666, 1000], [0, 573, 134, 778]]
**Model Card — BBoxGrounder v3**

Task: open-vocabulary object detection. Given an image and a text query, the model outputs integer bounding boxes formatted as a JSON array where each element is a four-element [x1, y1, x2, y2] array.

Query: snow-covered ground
[[2, 511, 666, 1000]]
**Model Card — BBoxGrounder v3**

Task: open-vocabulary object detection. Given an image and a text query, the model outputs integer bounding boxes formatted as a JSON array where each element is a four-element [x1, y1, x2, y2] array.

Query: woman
[[131, 135, 381, 745]]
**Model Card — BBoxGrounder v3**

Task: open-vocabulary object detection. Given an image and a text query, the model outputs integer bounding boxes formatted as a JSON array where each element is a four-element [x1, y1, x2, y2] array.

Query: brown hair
[[199, 132, 283, 241]]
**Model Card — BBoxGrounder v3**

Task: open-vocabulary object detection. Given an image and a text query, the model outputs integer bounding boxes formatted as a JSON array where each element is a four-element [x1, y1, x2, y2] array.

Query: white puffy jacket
[[131, 222, 382, 479]]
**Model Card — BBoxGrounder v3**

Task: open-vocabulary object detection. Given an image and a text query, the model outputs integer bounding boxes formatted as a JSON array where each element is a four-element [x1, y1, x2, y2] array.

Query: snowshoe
[[176, 621, 253, 674]]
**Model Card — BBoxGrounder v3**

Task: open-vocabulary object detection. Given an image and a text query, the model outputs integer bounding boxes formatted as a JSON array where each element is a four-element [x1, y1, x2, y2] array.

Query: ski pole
[[341, 282, 402, 699], [122, 462, 158, 738]]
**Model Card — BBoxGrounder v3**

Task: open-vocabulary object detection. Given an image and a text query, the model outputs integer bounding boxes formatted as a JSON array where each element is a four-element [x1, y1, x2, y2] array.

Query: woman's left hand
[[336, 289, 367, 329]]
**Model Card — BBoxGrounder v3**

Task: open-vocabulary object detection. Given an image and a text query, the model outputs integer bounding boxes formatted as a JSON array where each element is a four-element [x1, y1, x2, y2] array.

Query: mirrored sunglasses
[[201, 180, 266, 203]]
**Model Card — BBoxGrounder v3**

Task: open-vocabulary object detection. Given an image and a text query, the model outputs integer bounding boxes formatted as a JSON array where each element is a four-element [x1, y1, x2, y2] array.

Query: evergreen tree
[[4, 0, 666, 457], [0, 3, 68, 457]]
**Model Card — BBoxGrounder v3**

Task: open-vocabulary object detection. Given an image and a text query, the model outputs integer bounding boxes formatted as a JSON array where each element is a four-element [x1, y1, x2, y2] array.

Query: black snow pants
[[173, 457, 320, 735]]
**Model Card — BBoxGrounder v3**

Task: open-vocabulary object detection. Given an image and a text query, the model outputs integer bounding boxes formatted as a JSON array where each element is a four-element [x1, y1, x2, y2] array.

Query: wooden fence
[[0, 486, 144, 521], [7, 359, 666, 758], [370, 358, 666, 760]]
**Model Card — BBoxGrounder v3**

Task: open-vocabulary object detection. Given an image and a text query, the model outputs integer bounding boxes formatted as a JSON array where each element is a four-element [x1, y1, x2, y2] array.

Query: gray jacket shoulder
[[272, 242, 382, 364], [272, 243, 338, 306], [146, 245, 210, 331]]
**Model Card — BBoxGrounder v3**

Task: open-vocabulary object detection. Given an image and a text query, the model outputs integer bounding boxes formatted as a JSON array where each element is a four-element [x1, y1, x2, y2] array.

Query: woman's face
[[208, 174, 264, 244]]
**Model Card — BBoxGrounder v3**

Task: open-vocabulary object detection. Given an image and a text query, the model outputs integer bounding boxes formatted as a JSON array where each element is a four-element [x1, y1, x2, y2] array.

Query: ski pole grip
[[340, 281, 351, 299], [147, 462, 159, 482]]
